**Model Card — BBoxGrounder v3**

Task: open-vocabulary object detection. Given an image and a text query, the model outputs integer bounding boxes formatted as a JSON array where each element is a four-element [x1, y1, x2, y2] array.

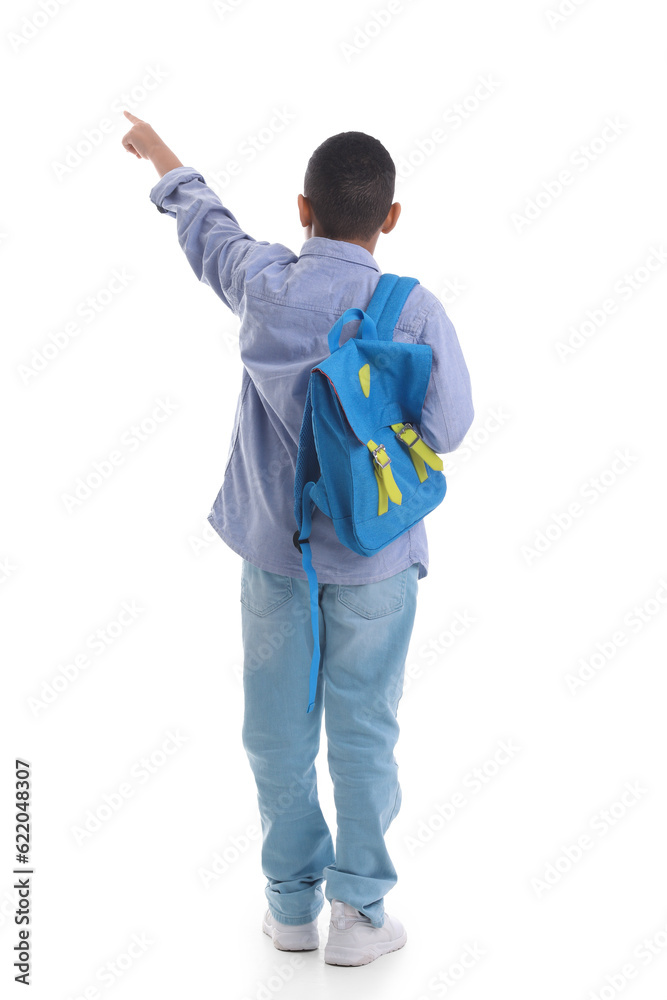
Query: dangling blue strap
[[298, 480, 320, 713]]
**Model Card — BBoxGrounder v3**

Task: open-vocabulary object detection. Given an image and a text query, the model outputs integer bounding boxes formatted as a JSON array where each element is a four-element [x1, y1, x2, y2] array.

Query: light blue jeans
[[240, 557, 419, 929]]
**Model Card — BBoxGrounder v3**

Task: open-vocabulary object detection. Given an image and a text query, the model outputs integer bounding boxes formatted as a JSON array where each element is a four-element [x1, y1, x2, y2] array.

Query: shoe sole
[[262, 916, 319, 951], [324, 929, 407, 966]]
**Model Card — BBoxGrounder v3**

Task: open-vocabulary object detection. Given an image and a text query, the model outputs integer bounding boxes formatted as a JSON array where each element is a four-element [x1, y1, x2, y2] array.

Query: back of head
[[304, 131, 396, 243]]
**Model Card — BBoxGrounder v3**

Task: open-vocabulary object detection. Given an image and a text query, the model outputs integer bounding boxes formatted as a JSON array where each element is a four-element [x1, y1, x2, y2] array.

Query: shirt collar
[[298, 236, 380, 272]]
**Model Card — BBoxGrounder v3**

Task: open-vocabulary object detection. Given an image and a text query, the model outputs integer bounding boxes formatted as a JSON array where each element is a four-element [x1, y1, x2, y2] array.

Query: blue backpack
[[294, 273, 447, 712]]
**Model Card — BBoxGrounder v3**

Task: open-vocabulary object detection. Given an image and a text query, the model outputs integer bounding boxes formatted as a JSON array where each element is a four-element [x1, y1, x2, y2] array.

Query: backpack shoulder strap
[[366, 274, 420, 341], [365, 273, 400, 328]]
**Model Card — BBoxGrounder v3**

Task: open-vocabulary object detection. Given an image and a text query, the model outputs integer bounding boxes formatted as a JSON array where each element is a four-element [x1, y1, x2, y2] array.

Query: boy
[[122, 110, 474, 967]]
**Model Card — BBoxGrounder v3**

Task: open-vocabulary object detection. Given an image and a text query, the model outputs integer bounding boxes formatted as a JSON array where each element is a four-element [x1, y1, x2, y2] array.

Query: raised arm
[[121, 110, 266, 314]]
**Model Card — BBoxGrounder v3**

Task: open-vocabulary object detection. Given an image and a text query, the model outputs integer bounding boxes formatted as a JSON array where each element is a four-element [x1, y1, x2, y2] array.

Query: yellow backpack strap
[[367, 440, 402, 515], [373, 464, 389, 515], [391, 423, 443, 483]]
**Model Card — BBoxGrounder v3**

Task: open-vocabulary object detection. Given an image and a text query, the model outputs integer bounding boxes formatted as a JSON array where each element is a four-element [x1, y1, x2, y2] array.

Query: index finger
[[123, 110, 142, 123]]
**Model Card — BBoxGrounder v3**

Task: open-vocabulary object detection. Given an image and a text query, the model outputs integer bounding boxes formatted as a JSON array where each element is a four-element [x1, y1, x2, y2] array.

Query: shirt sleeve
[[415, 298, 474, 454], [148, 166, 291, 316]]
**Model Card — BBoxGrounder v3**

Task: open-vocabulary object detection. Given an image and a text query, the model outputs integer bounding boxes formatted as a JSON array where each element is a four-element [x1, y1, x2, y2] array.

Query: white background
[[2, 0, 666, 997]]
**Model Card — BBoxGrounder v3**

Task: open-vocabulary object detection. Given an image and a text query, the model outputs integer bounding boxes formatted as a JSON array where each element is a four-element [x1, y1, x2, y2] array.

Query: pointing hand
[[121, 110, 164, 160]]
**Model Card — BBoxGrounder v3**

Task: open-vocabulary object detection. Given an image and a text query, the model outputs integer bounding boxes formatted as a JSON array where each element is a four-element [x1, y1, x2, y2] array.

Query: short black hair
[[303, 131, 396, 242]]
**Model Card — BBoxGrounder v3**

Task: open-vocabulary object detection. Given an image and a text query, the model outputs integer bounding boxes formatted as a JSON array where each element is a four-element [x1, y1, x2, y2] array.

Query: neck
[[309, 224, 377, 255], [344, 236, 378, 254]]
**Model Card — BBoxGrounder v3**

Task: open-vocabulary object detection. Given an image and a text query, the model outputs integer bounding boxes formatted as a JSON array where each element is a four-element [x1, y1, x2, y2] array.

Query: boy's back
[[149, 168, 474, 584]]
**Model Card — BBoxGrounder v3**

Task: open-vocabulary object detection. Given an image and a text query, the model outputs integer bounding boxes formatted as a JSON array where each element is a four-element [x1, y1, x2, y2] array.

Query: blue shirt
[[149, 166, 474, 584]]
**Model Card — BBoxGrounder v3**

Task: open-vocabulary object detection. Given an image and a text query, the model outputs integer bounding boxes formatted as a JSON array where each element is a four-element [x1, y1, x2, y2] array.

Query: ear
[[298, 193, 312, 229], [381, 202, 401, 234]]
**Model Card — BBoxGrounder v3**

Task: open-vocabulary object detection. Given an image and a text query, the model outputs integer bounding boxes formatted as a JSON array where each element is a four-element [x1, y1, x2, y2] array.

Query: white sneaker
[[262, 909, 319, 951], [324, 899, 407, 966]]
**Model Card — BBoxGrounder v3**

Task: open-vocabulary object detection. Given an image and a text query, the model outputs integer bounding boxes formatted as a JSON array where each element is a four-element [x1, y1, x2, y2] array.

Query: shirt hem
[[207, 512, 427, 585]]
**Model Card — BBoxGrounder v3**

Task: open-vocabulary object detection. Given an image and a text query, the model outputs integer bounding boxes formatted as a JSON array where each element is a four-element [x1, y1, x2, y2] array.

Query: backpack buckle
[[293, 529, 309, 553], [395, 422, 422, 448], [371, 444, 391, 468]]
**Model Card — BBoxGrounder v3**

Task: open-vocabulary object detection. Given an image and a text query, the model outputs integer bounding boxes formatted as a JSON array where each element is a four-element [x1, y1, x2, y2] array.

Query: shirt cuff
[[149, 166, 206, 213]]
